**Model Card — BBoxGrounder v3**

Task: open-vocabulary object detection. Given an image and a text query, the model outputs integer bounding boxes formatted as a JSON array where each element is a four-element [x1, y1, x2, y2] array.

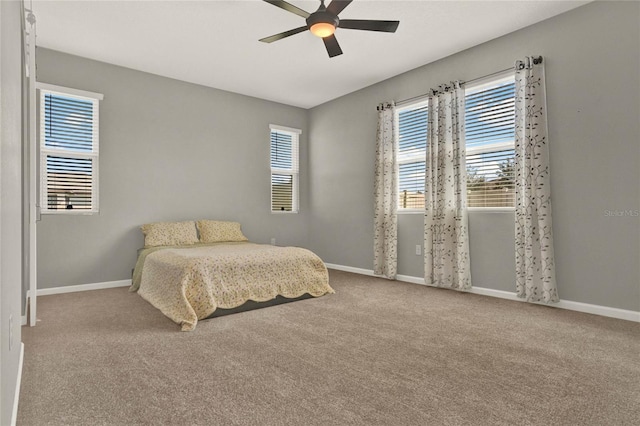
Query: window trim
[[398, 210, 424, 215], [36, 82, 104, 102], [37, 83, 103, 215], [269, 124, 300, 214], [468, 206, 514, 213]]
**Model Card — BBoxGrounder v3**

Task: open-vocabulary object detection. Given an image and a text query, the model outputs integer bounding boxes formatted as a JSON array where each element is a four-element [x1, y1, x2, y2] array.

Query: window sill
[[41, 210, 98, 216], [38, 209, 100, 216], [399, 208, 514, 214], [468, 207, 515, 213], [271, 211, 299, 215]]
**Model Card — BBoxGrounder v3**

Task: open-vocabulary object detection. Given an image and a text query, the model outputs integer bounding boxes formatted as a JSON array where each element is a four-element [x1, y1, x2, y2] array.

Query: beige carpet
[[18, 270, 640, 425]]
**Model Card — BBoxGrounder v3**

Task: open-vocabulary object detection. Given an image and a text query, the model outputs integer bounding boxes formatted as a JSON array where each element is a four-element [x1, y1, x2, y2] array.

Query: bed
[[130, 220, 334, 331]]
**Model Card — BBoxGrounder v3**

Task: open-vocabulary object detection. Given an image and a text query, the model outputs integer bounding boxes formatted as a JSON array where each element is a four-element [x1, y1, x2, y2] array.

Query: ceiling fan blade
[[259, 26, 308, 43], [326, 0, 353, 16], [262, 0, 310, 18], [322, 34, 343, 58], [339, 19, 400, 33]]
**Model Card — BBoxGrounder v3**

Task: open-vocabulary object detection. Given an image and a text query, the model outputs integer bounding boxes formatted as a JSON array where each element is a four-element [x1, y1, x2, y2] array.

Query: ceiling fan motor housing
[[306, 10, 339, 31]]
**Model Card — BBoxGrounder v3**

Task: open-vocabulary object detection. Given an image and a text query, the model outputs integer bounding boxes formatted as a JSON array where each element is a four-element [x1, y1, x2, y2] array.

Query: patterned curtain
[[373, 103, 398, 279], [424, 82, 471, 290], [514, 56, 558, 303]]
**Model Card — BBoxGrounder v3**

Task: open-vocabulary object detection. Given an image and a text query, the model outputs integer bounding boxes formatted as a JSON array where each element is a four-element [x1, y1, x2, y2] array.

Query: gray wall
[[36, 49, 309, 288], [1, 0, 24, 423], [308, 1, 640, 311]]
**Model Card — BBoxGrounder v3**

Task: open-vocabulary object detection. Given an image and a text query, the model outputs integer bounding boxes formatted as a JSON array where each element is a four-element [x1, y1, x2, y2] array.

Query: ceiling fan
[[259, 0, 400, 58]]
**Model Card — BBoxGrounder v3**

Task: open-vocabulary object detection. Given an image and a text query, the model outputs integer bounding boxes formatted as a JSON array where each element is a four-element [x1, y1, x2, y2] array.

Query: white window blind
[[39, 85, 102, 214], [397, 102, 428, 210], [465, 73, 516, 208], [270, 125, 300, 213]]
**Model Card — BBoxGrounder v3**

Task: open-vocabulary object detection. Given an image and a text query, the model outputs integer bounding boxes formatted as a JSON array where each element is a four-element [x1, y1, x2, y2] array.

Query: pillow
[[196, 220, 249, 243], [140, 221, 199, 247]]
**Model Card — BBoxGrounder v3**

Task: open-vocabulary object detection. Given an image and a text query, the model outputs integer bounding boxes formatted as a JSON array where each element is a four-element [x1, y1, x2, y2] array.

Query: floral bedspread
[[132, 242, 333, 331]]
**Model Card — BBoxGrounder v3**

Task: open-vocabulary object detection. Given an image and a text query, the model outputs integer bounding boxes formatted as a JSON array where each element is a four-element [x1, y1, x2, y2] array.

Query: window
[[465, 73, 516, 208], [38, 83, 103, 214], [396, 102, 428, 211], [395, 72, 516, 211], [270, 125, 300, 213]]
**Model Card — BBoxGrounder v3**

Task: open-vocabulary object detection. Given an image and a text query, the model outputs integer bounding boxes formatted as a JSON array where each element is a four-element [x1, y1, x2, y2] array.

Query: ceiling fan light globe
[[310, 22, 336, 38]]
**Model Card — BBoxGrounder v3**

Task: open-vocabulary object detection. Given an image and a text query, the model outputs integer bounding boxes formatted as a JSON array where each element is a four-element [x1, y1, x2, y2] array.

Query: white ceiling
[[31, 0, 588, 109]]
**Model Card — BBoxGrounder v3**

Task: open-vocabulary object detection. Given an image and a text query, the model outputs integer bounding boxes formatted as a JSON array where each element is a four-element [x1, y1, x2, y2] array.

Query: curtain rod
[[394, 57, 543, 107], [395, 67, 510, 106]]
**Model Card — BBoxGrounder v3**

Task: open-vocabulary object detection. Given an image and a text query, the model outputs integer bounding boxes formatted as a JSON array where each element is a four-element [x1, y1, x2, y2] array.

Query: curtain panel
[[424, 83, 472, 290], [373, 103, 398, 279], [514, 56, 558, 303]]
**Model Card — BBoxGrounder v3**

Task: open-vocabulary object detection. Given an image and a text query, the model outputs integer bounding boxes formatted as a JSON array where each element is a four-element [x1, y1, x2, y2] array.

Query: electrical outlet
[[9, 314, 13, 351], [415, 245, 422, 256], [270, 238, 276, 246]]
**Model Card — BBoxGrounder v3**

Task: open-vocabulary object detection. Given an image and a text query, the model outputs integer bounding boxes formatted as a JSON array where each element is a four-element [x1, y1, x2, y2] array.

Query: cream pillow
[[140, 221, 199, 247], [197, 220, 248, 243]]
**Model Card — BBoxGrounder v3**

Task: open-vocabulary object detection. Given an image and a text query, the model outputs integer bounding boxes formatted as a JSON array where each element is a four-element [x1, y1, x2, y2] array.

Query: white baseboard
[[468, 286, 640, 322], [23, 280, 132, 326], [27, 279, 131, 298], [396, 274, 425, 285], [326, 264, 640, 323], [11, 342, 24, 426], [324, 263, 376, 277]]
